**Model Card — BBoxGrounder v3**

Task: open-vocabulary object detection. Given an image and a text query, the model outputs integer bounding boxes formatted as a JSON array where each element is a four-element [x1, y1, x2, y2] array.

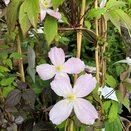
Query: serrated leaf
[[108, 101, 118, 122], [44, 15, 58, 45], [5, 89, 22, 107], [6, 0, 23, 32], [3, 86, 15, 97], [19, 1, 32, 36], [52, 0, 65, 9], [22, 89, 36, 109], [0, 66, 10, 72], [106, 74, 117, 88], [10, 52, 23, 59], [1, 77, 15, 86], [3, 59, 12, 69]]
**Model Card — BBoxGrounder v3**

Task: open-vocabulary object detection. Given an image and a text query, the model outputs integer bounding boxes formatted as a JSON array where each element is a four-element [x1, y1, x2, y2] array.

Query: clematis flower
[[36, 47, 85, 80], [49, 74, 98, 125], [3, 0, 10, 5], [98, 86, 118, 101], [114, 57, 131, 66], [39, 0, 61, 21]]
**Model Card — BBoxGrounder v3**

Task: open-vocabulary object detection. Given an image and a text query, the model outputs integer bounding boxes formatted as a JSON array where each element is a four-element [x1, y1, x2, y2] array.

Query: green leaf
[[6, 0, 23, 32], [19, 1, 32, 36], [3, 59, 12, 69], [105, 10, 120, 32], [0, 66, 10, 72], [88, 7, 107, 18], [3, 86, 15, 97], [103, 100, 111, 113], [23, 0, 40, 28], [114, 9, 131, 30], [106, 74, 117, 88], [106, 0, 126, 10], [1, 77, 15, 86], [105, 116, 122, 131], [108, 101, 118, 122], [44, 15, 58, 45], [27, 46, 36, 83], [52, 0, 65, 9], [10, 52, 23, 59]]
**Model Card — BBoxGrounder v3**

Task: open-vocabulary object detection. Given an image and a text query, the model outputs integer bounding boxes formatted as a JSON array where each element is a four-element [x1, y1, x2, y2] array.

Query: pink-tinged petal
[[55, 73, 70, 81], [74, 98, 98, 125], [49, 99, 73, 125], [50, 77, 72, 97], [48, 47, 65, 66], [63, 58, 85, 74], [73, 74, 97, 97], [36, 64, 56, 80], [47, 9, 61, 20], [40, 8, 47, 21]]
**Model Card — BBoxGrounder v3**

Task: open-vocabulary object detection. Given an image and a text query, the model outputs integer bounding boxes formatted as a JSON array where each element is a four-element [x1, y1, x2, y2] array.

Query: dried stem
[[101, 16, 107, 86], [17, 34, 25, 82], [94, 0, 100, 82]]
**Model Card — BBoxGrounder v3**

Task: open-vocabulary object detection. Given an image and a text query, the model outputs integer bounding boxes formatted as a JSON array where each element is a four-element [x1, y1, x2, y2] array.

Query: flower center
[[56, 66, 62, 72], [68, 95, 75, 102], [41, 0, 51, 9]]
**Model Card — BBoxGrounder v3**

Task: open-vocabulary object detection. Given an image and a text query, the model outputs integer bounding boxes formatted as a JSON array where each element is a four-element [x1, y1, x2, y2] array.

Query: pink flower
[[39, 0, 61, 21], [49, 74, 98, 125], [36, 47, 85, 80]]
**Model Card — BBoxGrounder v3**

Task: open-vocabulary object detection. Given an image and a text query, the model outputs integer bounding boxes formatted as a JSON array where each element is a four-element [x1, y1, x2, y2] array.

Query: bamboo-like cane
[[70, 0, 86, 130], [94, 0, 100, 82], [74, 0, 86, 81]]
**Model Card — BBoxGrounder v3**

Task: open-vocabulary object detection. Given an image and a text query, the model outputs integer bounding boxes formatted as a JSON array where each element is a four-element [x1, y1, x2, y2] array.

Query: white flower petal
[[48, 47, 65, 66], [40, 9, 47, 21], [49, 99, 73, 125], [55, 73, 70, 81], [73, 74, 97, 97], [63, 58, 85, 74], [4, 0, 10, 5], [74, 98, 98, 125], [114, 57, 131, 65], [36, 64, 56, 80], [99, 0, 107, 8], [98, 86, 118, 101], [50, 77, 72, 97]]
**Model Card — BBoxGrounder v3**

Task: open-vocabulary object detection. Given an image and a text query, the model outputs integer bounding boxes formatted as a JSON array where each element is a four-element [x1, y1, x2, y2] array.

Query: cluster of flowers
[[36, 47, 98, 125]]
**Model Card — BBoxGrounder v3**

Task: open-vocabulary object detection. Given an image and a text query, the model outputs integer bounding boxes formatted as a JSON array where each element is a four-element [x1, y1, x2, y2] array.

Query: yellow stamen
[[56, 66, 62, 72], [68, 95, 75, 102], [41, 0, 51, 9]]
